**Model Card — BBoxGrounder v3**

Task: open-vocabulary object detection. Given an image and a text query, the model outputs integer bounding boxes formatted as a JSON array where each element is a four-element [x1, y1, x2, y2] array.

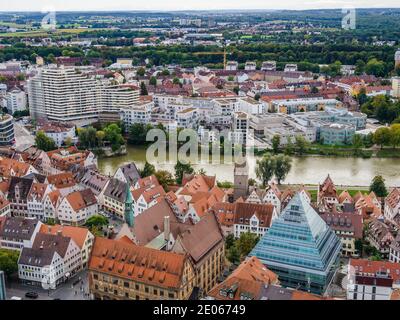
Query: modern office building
[[250, 193, 341, 295], [319, 123, 355, 145], [0, 113, 14, 146]]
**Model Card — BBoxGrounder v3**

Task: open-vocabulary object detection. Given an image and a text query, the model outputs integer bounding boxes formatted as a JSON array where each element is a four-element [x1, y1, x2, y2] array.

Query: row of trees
[[372, 124, 400, 149], [1, 40, 399, 76], [271, 135, 311, 155], [255, 153, 293, 186], [78, 123, 125, 152]]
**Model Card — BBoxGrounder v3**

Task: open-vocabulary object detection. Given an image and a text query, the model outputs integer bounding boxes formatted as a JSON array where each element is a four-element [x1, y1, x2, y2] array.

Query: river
[[97, 145, 400, 187]]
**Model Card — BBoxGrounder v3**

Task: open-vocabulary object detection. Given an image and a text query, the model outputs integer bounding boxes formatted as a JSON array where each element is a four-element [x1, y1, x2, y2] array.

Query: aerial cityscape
[[1, 4, 400, 306]]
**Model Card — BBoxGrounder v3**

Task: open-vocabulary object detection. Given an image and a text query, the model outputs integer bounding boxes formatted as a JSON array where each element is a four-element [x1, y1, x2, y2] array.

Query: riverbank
[[97, 145, 400, 187], [254, 145, 400, 159]]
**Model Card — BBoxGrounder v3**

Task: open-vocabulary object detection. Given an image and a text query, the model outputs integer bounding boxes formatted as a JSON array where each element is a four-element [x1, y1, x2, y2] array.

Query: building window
[[124, 282, 129, 288]]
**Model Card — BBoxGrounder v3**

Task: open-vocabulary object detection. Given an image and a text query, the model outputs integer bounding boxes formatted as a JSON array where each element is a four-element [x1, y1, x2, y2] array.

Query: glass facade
[[250, 193, 341, 295]]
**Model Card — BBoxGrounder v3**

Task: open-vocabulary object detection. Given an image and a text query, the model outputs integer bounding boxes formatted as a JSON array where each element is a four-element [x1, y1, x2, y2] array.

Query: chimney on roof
[[164, 215, 170, 242], [48, 226, 52, 234], [57, 229, 62, 236]]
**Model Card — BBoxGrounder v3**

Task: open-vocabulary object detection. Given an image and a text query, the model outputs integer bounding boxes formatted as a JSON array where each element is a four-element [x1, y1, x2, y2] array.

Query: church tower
[[233, 160, 249, 200], [124, 185, 134, 227]]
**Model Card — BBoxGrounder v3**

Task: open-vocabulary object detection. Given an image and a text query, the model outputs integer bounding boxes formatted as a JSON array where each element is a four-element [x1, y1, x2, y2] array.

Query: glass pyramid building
[[250, 192, 341, 295]]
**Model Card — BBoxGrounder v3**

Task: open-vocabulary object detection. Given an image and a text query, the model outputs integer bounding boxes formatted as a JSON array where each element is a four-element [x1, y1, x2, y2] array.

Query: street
[[5, 270, 90, 300]]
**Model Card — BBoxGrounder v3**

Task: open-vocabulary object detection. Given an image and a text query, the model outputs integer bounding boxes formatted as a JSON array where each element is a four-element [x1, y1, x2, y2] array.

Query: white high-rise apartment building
[[28, 66, 139, 125]]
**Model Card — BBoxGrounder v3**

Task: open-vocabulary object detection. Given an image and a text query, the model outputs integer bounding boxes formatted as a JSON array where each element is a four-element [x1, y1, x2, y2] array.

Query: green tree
[[217, 181, 234, 189], [155, 170, 175, 190], [140, 81, 148, 95], [373, 127, 391, 149], [236, 232, 259, 257], [172, 77, 180, 85], [295, 135, 309, 155], [0, 249, 20, 277], [174, 161, 194, 185], [85, 215, 108, 229], [369, 175, 388, 197], [390, 124, 400, 148], [136, 67, 145, 77], [78, 126, 98, 149], [248, 178, 257, 187], [284, 136, 295, 155], [140, 161, 156, 177], [271, 135, 280, 154], [255, 153, 276, 187], [225, 234, 235, 250], [149, 76, 157, 86], [352, 134, 364, 153], [274, 154, 292, 184], [365, 58, 386, 77], [35, 130, 57, 151], [128, 123, 152, 145], [104, 123, 125, 152], [96, 130, 106, 146], [46, 218, 56, 226], [227, 245, 241, 264]]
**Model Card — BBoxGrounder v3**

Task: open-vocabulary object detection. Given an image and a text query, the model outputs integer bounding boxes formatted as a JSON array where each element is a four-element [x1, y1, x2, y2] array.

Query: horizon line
[[1, 7, 400, 13]]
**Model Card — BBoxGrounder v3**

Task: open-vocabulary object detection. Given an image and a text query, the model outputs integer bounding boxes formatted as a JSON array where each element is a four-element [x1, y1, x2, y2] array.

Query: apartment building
[[18, 232, 82, 288], [347, 259, 400, 300], [120, 100, 154, 130], [6, 87, 27, 115], [28, 66, 103, 124], [40, 224, 94, 268], [28, 66, 141, 125], [57, 189, 98, 226]]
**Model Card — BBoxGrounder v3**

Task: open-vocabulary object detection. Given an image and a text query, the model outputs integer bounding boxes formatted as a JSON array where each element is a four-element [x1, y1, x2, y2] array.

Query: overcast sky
[[1, 0, 400, 11]]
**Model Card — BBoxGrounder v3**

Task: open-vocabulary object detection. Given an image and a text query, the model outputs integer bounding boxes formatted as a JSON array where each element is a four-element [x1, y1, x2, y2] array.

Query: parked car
[[10, 296, 22, 300], [25, 292, 38, 299]]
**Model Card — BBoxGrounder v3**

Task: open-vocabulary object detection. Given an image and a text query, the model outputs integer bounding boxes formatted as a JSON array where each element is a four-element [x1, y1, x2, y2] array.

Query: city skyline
[[1, 0, 400, 12]]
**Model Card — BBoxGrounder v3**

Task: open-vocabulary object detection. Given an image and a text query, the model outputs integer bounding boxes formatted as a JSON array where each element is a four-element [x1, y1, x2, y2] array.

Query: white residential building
[[384, 188, 400, 222], [120, 100, 154, 130], [27, 183, 53, 221], [18, 233, 82, 288], [347, 259, 400, 300], [6, 87, 27, 115], [56, 189, 98, 226], [38, 123, 77, 147], [232, 203, 277, 238]]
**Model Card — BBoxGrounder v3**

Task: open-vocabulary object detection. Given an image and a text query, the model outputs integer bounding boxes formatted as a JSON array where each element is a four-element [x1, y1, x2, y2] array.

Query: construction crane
[[193, 47, 229, 69]]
